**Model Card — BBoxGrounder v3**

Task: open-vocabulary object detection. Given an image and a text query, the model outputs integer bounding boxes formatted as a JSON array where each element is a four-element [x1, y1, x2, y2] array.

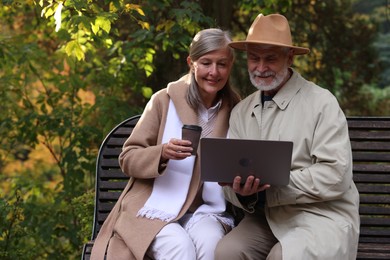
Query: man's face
[[246, 45, 293, 93]]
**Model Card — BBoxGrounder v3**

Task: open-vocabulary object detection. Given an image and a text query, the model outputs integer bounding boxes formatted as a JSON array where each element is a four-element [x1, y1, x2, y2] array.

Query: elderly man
[[215, 13, 360, 260]]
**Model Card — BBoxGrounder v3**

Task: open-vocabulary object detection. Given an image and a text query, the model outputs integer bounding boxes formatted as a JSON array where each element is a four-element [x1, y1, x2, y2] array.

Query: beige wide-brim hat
[[229, 13, 310, 55]]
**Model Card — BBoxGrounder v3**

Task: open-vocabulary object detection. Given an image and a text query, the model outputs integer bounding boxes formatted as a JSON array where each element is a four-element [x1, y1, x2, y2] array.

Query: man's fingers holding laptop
[[232, 176, 270, 196]]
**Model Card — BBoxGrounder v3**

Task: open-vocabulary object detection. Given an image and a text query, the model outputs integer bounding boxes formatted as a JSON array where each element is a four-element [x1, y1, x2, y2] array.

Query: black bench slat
[[360, 227, 390, 238], [355, 183, 390, 193], [358, 243, 390, 253], [98, 202, 116, 212], [98, 191, 122, 201], [99, 180, 127, 190], [359, 236, 390, 244], [353, 164, 390, 173], [106, 137, 130, 146], [99, 169, 128, 179], [349, 130, 390, 140], [112, 127, 133, 135], [356, 252, 390, 260], [352, 152, 390, 162], [360, 216, 390, 226], [81, 241, 93, 260], [82, 116, 390, 260], [98, 213, 110, 223], [359, 195, 390, 204], [354, 173, 390, 182], [351, 141, 390, 151], [347, 118, 390, 128], [100, 147, 122, 158], [100, 158, 121, 168], [359, 204, 390, 215]]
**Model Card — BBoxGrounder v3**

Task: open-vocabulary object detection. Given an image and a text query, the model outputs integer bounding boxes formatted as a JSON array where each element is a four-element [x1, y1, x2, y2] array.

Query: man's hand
[[221, 175, 270, 196]]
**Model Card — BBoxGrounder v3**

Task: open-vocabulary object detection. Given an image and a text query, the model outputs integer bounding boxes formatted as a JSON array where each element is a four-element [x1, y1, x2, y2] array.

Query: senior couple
[[90, 13, 360, 260]]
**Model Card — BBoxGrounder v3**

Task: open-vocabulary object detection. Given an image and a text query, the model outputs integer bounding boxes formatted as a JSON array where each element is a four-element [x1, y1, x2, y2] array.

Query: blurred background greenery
[[0, 0, 389, 259]]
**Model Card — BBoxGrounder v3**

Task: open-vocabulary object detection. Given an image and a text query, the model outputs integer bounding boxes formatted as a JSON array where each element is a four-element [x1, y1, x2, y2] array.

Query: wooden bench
[[81, 116, 390, 260]]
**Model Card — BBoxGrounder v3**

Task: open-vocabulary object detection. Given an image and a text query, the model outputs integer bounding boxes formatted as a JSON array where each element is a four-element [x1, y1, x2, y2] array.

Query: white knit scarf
[[137, 100, 234, 228]]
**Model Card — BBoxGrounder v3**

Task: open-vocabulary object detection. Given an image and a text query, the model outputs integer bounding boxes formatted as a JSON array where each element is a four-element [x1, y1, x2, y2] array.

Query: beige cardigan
[[91, 77, 232, 259]]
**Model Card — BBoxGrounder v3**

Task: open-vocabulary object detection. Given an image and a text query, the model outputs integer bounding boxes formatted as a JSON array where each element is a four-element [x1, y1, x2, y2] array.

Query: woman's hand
[[161, 138, 193, 161]]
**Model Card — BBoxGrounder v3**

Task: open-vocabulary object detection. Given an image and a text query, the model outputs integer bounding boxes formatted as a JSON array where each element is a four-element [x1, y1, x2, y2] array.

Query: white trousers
[[146, 214, 226, 260]]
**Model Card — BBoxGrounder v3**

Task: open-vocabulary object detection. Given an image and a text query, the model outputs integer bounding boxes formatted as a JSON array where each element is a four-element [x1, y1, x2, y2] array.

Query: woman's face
[[188, 48, 233, 107]]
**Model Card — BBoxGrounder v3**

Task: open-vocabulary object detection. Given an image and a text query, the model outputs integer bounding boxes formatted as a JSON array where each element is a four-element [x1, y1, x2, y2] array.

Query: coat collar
[[166, 75, 198, 124], [248, 68, 303, 113], [273, 68, 302, 110]]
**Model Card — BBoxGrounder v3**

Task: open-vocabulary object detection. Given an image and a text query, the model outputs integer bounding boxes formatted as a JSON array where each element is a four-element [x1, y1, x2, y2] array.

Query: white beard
[[249, 66, 289, 91]]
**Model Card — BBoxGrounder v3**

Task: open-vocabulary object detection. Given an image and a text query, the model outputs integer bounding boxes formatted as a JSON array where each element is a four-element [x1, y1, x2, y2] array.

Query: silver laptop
[[200, 138, 293, 186]]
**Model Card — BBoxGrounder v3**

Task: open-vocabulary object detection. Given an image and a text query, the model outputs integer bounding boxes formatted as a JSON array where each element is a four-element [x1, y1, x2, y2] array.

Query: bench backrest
[[347, 117, 390, 244], [90, 116, 390, 246], [91, 115, 140, 239]]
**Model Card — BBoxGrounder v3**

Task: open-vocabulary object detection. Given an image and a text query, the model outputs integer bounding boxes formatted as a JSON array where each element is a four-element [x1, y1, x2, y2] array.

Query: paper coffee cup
[[182, 125, 202, 155]]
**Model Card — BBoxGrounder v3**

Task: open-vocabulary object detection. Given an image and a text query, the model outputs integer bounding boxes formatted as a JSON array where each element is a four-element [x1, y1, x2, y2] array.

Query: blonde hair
[[186, 28, 240, 109]]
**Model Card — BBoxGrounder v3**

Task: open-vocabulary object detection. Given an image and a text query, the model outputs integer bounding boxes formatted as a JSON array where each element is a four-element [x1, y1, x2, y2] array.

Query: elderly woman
[[91, 28, 241, 260]]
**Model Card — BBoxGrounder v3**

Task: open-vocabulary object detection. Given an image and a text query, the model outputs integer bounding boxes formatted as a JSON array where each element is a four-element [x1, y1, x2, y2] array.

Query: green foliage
[[72, 190, 95, 244], [0, 171, 94, 259], [348, 84, 390, 116], [374, 33, 390, 88], [0, 192, 30, 260], [0, 0, 388, 258], [1, 0, 213, 258]]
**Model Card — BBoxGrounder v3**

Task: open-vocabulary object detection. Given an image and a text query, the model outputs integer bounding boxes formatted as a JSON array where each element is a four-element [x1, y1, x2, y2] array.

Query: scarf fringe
[[137, 206, 176, 222]]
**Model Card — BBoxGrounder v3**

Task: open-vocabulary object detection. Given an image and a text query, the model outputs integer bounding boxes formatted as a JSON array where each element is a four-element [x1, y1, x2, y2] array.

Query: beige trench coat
[[224, 69, 360, 260], [91, 76, 232, 259]]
